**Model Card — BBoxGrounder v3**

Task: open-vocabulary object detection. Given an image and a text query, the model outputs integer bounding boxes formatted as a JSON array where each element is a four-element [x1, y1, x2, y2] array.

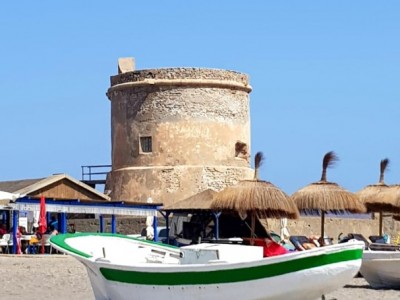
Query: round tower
[[105, 58, 254, 204]]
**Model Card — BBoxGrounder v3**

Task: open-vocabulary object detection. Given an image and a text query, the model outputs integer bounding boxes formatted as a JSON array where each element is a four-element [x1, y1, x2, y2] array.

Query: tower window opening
[[235, 141, 248, 160], [140, 136, 153, 153]]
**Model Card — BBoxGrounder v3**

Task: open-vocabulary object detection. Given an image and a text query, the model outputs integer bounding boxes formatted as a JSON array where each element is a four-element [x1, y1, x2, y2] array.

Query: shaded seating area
[[5, 196, 162, 254], [161, 187, 296, 249]]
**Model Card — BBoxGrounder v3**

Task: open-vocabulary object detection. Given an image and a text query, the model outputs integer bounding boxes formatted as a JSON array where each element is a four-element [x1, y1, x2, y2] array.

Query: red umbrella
[[38, 195, 47, 254]]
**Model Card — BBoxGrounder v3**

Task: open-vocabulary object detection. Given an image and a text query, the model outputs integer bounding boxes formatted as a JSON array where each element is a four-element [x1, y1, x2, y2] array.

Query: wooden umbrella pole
[[379, 212, 383, 237], [321, 211, 325, 243], [250, 213, 256, 246]]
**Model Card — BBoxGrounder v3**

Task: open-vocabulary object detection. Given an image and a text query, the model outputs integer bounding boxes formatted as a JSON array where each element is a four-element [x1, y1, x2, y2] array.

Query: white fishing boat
[[360, 248, 400, 289], [50, 233, 363, 300]]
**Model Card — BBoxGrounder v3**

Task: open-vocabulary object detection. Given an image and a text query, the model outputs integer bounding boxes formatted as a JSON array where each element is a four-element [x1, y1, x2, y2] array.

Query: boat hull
[[50, 233, 363, 300], [87, 261, 360, 300], [360, 250, 400, 289]]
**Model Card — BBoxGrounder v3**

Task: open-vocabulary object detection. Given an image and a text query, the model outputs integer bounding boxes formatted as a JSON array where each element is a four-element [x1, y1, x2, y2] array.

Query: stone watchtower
[[105, 57, 254, 204]]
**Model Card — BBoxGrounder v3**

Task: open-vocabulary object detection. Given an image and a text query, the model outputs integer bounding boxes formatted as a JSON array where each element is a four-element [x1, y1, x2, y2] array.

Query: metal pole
[[99, 215, 104, 232], [165, 212, 170, 244], [12, 210, 18, 254], [321, 211, 325, 243], [47, 212, 51, 229], [1, 211, 6, 226], [111, 215, 116, 234], [61, 213, 67, 234], [153, 216, 158, 242], [213, 212, 221, 240]]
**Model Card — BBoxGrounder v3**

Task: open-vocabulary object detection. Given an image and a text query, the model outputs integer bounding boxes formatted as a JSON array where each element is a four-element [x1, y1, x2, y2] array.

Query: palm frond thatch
[[320, 151, 338, 182], [162, 189, 217, 211], [356, 158, 396, 236], [291, 151, 366, 239], [293, 181, 366, 214], [211, 151, 299, 219], [211, 151, 299, 244], [254, 152, 264, 180], [379, 158, 389, 183], [373, 184, 400, 214], [356, 158, 396, 212], [211, 180, 299, 219], [292, 151, 365, 214]]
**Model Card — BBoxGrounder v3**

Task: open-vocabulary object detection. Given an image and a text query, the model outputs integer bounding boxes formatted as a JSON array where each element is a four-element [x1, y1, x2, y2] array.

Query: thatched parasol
[[291, 151, 366, 241], [356, 158, 394, 236], [375, 184, 400, 217], [162, 189, 217, 212], [211, 152, 299, 244]]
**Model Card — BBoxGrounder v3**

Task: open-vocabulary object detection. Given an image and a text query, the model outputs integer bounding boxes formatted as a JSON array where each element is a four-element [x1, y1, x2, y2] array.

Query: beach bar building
[[0, 174, 161, 254]]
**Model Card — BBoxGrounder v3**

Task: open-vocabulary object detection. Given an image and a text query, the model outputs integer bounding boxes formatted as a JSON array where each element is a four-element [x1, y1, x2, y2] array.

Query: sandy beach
[[1, 255, 399, 300]]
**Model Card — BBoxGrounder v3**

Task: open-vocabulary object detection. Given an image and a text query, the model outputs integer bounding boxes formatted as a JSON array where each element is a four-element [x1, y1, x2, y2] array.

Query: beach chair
[[338, 233, 370, 249], [2, 234, 12, 253], [0, 234, 11, 253], [266, 232, 295, 251], [37, 234, 53, 254], [369, 235, 385, 243], [289, 236, 316, 251]]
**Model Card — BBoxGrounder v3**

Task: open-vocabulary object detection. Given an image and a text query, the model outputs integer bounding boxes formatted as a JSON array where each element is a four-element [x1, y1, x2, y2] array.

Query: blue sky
[[1, 2, 399, 196]]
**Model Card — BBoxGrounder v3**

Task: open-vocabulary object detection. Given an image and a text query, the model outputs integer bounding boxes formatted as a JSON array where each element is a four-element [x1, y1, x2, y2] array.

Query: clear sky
[[1, 2, 399, 196]]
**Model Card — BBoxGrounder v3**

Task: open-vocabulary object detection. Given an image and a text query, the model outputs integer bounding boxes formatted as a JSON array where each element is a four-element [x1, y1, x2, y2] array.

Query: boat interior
[[66, 235, 265, 266]]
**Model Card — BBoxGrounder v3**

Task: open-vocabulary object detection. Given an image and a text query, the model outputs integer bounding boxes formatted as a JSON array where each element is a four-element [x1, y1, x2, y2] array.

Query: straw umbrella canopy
[[291, 151, 366, 241], [211, 152, 299, 244], [374, 184, 400, 222], [356, 158, 395, 236], [162, 189, 217, 212]]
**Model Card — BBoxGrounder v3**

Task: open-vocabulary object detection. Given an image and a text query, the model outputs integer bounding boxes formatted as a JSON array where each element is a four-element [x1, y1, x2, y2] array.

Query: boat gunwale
[[50, 232, 180, 259]]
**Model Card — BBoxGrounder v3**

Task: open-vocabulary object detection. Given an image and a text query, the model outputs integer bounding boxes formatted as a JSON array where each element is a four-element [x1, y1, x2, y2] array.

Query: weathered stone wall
[[109, 166, 254, 205], [106, 67, 254, 204]]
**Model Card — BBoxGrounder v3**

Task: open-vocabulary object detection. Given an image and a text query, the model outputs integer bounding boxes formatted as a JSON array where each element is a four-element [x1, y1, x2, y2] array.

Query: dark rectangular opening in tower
[[140, 136, 152, 153]]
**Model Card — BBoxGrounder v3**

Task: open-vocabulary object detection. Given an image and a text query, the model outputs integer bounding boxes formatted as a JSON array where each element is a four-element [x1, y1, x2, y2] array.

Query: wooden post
[[321, 211, 325, 243], [250, 213, 256, 245]]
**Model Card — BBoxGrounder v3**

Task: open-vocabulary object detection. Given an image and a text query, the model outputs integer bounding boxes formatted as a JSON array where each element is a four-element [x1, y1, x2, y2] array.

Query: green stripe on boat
[[99, 249, 362, 285]]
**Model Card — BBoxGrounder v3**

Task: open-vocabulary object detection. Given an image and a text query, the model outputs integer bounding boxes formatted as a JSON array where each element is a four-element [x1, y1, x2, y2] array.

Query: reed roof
[[291, 151, 366, 214], [211, 152, 299, 219], [162, 189, 217, 211], [356, 159, 397, 212]]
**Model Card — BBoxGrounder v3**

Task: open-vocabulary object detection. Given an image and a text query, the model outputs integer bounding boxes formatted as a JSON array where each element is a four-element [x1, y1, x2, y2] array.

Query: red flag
[[38, 195, 47, 254]]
